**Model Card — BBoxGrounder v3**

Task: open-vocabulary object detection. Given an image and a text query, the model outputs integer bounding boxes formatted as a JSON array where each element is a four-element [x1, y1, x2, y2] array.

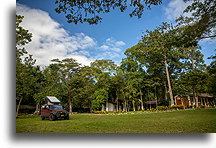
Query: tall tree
[[51, 58, 81, 114], [16, 15, 37, 116], [33, 64, 63, 111], [177, 70, 208, 107], [120, 57, 145, 111], [205, 56, 216, 97], [125, 22, 181, 106], [16, 55, 41, 116], [90, 60, 117, 110], [111, 68, 125, 111]]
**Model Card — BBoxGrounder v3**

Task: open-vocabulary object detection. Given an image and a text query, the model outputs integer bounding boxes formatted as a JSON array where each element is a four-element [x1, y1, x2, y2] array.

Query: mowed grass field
[[16, 109, 216, 133]]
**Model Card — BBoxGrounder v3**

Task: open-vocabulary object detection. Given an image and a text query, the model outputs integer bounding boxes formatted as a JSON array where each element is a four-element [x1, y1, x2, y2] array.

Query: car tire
[[64, 115, 69, 120], [41, 116, 45, 120], [49, 114, 56, 121]]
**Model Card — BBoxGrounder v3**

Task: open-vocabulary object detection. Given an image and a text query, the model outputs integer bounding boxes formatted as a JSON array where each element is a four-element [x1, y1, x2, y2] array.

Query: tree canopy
[[177, 0, 216, 41], [54, 0, 162, 24]]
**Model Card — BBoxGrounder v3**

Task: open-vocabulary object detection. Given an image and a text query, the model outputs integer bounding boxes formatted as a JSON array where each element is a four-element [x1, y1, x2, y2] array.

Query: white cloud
[[95, 52, 121, 60], [95, 37, 126, 62], [164, 0, 193, 21], [99, 37, 126, 52], [99, 45, 110, 50], [105, 37, 126, 47], [115, 41, 126, 46], [16, 4, 126, 66], [16, 4, 96, 66]]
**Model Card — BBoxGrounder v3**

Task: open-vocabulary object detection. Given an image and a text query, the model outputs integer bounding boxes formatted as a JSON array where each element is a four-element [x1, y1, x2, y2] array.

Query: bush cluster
[[92, 111, 107, 114], [92, 104, 214, 114], [157, 106, 168, 111], [142, 105, 185, 112], [92, 111, 127, 114], [113, 111, 127, 113], [169, 105, 184, 110], [93, 104, 215, 114]]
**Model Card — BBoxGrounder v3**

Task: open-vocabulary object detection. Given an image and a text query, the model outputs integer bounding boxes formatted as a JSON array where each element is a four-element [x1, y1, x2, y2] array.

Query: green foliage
[[33, 64, 63, 105], [16, 15, 32, 47], [157, 106, 168, 111], [205, 56, 216, 96], [177, 0, 215, 40], [168, 105, 184, 110], [92, 89, 108, 110], [92, 110, 127, 114], [54, 0, 162, 24], [125, 22, 182, 105], [92, 111, 108, 114], [91, 59, 117, 73], [179, 70, 208, 89], [16, 15, 40, 104], [207, 55, 216, 74]]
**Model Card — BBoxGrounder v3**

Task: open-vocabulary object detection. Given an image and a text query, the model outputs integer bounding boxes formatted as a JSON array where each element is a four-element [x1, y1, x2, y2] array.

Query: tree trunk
[[132, 100, 135, 111], [195, 96, 199, 107], [116, 91, 119, 111], [68, 97, 72, 114], [106, 100, 108, 111], [139, 89, 144, 110], [164, 60, 174, 106], [16, 96, 23, 117], [122, 92, 127, 112], [154, 87, 158, 108], [188, 95, 191, 106], [190, 55, 199, 108], [34, 103, 40, 115], [192, 87, 198, 108], [174, 96, 177, 105], [124, 101, 127, 112], [164, 80, 168, 100]]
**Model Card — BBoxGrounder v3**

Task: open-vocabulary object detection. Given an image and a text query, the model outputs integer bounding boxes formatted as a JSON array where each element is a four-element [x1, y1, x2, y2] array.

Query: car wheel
[[41, 116, 45, 120], [64, 115, 69, 120], [49, 114, 56, 121]]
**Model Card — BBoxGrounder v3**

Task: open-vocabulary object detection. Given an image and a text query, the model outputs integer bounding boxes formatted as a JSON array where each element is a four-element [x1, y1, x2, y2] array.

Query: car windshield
[[50, 105, 63, 110]]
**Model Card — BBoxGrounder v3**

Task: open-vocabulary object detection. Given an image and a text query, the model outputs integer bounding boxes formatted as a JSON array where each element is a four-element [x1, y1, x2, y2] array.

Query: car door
[[41, 105, 50, 117]]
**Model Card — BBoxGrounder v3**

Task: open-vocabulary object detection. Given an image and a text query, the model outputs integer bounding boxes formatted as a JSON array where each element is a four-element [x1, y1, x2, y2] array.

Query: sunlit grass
[[16, 108, 216, 133]]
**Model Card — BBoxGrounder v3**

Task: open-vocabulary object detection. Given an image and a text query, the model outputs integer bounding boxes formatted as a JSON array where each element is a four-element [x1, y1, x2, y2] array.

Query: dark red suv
[[41, 104, 69, 121]]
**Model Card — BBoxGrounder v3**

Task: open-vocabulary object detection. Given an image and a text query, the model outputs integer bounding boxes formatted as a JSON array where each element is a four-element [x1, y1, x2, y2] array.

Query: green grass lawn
[[16, 108, 216, 133]]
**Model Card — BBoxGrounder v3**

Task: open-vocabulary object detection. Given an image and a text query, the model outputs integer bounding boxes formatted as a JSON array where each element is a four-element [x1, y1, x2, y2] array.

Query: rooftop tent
[[46, 96, 61, 105]]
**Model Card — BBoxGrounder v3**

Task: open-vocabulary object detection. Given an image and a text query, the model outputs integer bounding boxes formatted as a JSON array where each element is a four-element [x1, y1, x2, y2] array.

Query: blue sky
[[16, 0, 215, 66]]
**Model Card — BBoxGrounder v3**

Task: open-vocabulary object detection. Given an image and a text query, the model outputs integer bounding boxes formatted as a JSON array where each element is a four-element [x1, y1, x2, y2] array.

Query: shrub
[[177, 105, 184, 109], [200, 105, 205, 108], [157, 106, 168, 111], [92, 111, 107, 114], [149, 108, 156, 112], [92, 110, 127, 114], [169, 105, 184, 110]]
